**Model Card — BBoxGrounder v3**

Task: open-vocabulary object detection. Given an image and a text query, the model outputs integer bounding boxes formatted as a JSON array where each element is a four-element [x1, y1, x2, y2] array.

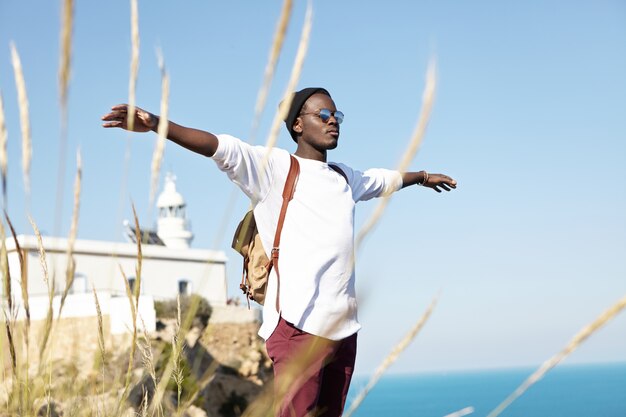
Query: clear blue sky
[[1, 1, 624, 375]]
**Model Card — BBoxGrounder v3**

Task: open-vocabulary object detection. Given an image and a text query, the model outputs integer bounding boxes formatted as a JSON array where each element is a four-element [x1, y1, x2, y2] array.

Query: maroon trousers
[[266, 317, 357, 417]]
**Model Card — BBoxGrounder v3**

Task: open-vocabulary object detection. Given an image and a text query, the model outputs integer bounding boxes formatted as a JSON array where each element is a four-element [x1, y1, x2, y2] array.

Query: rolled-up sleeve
[[332, 163, 403, 202], [211, 134, 274, 204]]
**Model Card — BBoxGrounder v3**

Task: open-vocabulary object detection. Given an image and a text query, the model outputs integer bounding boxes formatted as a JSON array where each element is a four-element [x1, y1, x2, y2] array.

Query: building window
[[71, 273, 88, 294], [178, 280, 191, 296], [128, 277, 136, 293]]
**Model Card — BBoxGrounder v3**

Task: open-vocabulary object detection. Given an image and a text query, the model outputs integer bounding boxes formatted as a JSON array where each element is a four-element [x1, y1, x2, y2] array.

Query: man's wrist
[[150, 114, 159, 132], [418, 170, 429, 186]]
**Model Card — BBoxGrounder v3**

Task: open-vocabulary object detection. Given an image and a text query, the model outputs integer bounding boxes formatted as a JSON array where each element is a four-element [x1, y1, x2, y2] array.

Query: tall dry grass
[[4, 213, 32, 407], [250, 0, 293, 143], [92, 283, 107, 416], [150, 52, 170, 206], [444, 406, 475, 417], [37, 245, 55, 417], [57, 149, 82, 318], [171, 296, 185, 413], [486, 293, 626, 417], [355, 59, 437, 251], [28, 215, 55, 367], [0, 92, 7, 208], [1, 220, 12, 315], [9, 42, 31, 198], [226, 0, 312, 263], [139, 316, 161, 417], [1, 215, 24, 413], [344, 294, 439, 417], [54, 0, 74, 238], [58, 0, 73, 115], [117, 204, 143, 413], [212, 0, 294, 248], [1, 2, 624, 417], [127, 0, 140, 133], [261, 0, 313, 161], [5, 214, 29, 330]]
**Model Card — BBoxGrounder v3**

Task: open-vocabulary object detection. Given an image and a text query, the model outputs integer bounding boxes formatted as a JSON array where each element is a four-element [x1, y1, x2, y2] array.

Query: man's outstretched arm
[[101, 104, 219, 157], [401, 171, 457, 193]]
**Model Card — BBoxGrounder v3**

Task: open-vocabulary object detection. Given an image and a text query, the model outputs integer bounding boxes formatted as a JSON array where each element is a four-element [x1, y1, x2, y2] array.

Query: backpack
[[231, 156, 347, 310], [232, 155, 300, 309]]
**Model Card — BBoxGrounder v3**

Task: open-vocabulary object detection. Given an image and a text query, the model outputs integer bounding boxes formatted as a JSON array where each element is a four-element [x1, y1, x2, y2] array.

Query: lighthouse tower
[[156, 173, 193, 249]]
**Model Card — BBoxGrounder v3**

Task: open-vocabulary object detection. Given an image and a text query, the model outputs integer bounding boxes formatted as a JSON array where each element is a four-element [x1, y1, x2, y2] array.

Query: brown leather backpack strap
[[329, 164, 348, 184], [270, 155, 300, 312]]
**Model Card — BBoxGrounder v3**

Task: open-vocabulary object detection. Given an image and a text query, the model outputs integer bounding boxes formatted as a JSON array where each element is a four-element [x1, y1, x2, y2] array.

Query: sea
[[346, 362, 626, 417]]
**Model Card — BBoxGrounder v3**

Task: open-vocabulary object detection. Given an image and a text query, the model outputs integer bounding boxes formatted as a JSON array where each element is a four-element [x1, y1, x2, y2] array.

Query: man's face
[[294, 93, 341, 151]]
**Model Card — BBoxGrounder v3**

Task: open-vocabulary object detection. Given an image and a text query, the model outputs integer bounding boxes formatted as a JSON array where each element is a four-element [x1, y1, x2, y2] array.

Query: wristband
[[418, 171, 429, 186]]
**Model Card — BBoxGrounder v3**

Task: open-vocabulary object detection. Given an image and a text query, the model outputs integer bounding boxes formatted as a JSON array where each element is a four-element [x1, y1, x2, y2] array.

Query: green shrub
[[154, 294, 212, 327]]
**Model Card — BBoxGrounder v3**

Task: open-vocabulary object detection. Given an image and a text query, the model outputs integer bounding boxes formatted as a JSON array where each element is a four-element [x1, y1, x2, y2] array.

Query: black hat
[[283, 87, 330, 142]]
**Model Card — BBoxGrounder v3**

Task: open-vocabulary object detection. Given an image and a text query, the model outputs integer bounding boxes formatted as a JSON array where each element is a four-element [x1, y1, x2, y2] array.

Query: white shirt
[[212, 134, 403, 340]]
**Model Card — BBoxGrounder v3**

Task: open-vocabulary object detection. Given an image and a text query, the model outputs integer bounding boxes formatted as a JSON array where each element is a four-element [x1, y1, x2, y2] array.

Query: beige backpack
[[231, 155, 300, 309]]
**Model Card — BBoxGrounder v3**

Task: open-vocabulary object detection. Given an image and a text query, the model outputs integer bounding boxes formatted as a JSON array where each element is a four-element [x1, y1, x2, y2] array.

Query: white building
[[3, 173, 258, 335]]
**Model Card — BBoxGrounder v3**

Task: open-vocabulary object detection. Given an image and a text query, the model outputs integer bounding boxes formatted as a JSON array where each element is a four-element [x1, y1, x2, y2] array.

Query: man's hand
[[401, 171, 457, 192], [101, 104, 157, 132], [423, 173, 457, 193]]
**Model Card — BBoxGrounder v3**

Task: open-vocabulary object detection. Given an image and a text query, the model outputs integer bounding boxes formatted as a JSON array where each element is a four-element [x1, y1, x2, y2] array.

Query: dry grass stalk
[[443, 406, 475, 417], [139, 316, 161, 416], [0, 219, 12, 313], [59, 0, 73, 112], [151, 297, 187, 414], [172, 295, 185, 411], [54, 0, 74, 241], [140, 390, 149, 417], [0, 91, 7, 207], [486, 293, 626, 417], [92, 285, 106, 366], [132, 203, 142, 305], [395, 60, 437, 175], [219, 0, 295, 250], [152, 278, 214, 411], [92, 283, 106, 413], [1, 220, 18, 382], [261, 1, 313, 167], [28, 216, 54, 365], [9, 42, 32, 196], [127, 0, 140, 132], [150, 52, 169, 205], [5, 213, 29, 327], [223, 1, 305, 254], [344, 294, 439, 417], [119, 264, 136, 318], [355, 60, 437, 251], [58, 149, 82, 318], [28, 215, 50, 290], [178, 358, 220, 413], [4, 212, 31, 405], [2, 310, 17, 379], [151, 357, 173, 414], [117, 262, 138, 409], [38, 287, 54, 370], [249, 0, 293, 142], [118, 205, 143, 411]]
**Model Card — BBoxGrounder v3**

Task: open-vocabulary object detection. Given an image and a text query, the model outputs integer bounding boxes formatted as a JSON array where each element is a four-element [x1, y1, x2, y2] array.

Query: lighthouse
[[156, 172, 194, 249]]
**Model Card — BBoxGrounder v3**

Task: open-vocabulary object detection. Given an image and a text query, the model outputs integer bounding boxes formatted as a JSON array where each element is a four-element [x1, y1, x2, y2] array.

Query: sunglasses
[[300, 108, 344, 124]]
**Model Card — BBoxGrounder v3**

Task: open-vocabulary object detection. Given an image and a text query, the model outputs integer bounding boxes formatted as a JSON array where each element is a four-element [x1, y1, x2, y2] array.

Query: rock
[[184, 405, 209, 417], [198, 373, 263, 417], [36, 400, 63, 417], [186, 326, 202, 348], [127, 374, 156, 408]]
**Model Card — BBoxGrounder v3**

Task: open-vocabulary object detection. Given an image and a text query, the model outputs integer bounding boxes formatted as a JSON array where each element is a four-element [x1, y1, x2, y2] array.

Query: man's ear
[[293, 117, 303, 135]]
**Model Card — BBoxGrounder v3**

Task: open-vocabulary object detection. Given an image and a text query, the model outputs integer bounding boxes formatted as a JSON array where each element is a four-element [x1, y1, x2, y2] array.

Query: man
[[102, 87, 456, 416]]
